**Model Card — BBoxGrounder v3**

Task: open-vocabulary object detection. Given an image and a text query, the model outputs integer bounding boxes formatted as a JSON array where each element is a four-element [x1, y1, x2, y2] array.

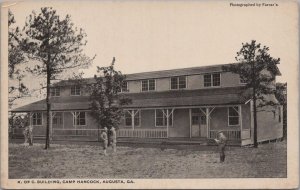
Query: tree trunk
[[253, 90, 258, 148], [45, 61, 51, 149]]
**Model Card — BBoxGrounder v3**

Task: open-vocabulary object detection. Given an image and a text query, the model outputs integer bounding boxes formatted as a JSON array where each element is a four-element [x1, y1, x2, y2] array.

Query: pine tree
[[20, 7, 95, 149], [223, 40, 281, 147]]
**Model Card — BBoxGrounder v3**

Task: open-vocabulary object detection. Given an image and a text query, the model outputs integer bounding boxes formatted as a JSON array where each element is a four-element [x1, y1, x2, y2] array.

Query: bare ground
[[9, 141, 287, 178]]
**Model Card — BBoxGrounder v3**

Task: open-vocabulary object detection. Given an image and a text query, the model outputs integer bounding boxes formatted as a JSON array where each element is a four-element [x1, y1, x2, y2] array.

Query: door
[[191, 115, 207, 137], [199, 115, 207, 138], [191, 115, 200, 137]]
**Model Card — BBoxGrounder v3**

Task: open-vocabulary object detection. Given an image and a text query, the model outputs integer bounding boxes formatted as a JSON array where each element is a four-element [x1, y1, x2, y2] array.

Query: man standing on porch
[[214, 131, 227, 163], [100, 127, 108, 156]]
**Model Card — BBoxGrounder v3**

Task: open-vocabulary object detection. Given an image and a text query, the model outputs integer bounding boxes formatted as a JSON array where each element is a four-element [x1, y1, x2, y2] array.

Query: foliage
[[222, 40, 281, 147], [21, 7, 94, 79], [275, 83, 287, 105], [275, 82, 287, 139], [90, 57, 131, 131], [20, 7, 95, 149], [223, 40, 281, 109], [8, 10, 28, 107]]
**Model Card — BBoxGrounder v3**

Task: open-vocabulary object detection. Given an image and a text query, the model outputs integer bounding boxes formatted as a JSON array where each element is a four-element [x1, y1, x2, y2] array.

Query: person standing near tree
[[22, 116, 33, 146], [100, 127, 108, 156], [110, 127, 117, 153], [214, 131, 227, 163]]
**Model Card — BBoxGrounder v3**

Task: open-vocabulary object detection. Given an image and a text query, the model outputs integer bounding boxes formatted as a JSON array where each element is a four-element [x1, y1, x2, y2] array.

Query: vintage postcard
[[1, 0, 298, 189]]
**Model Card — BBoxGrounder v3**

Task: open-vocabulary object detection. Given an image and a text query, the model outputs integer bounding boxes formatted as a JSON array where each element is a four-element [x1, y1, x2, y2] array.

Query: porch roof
[[11, 87, 251, 112]]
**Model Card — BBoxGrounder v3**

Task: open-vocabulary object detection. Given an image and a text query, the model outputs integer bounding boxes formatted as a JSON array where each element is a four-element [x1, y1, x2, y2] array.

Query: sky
[[6, 0, 298, 107]]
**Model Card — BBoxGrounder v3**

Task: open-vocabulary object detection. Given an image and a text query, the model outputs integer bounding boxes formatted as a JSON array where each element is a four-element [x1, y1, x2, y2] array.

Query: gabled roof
[[11, 87, 251, 112]]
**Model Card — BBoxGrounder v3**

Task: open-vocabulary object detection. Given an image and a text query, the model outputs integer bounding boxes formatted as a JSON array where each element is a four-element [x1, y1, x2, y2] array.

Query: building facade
[[11, 64, 283, 146]]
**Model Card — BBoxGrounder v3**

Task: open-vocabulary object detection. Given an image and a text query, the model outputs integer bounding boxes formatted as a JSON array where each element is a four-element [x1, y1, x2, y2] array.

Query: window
[[125, 110, 140, 126], [73, 112, 86, 126], [213, 74, 220, 86], [50, 87, 60, 97], [141, 79, 155, 91], [155, 109, 173, 127], [192, 116, 199, 125], [53, 113, 63, 125], [200, 115, 207, 125], [71, 86, 81, 96], [32, 113, 42, 126], [228, 107, 239, 126], [204, 73, 221, 87], [171, 76, 187, 90], [121, 81, 129, 92]]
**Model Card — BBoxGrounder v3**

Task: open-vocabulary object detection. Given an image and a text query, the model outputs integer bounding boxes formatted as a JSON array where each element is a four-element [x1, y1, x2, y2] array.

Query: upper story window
[[50, 87, 60, 97], [121, 81, 129, 92], [171, 76, 187, 90], [32, 112, 43, 126], [71, 86, 81, 96], [204, 73, 221, 87], [141, 79, 155, 92]]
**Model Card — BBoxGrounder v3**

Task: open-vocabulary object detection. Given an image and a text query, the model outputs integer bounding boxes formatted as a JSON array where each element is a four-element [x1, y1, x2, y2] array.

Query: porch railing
[[52, 128, 102, 137], [117, 128, 168, 138], [209, 130, 241, 140]]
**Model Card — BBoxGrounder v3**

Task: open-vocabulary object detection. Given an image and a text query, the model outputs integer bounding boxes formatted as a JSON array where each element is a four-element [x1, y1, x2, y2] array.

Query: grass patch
[[9, 141, 287, 178]]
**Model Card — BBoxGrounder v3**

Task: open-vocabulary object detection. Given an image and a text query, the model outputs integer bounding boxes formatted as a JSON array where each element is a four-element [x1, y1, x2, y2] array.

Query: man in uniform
[[214, 131, 227, 163], [110, 127, 117, 153], [23, 117, 33, 146], [100, 127, 108, 156]]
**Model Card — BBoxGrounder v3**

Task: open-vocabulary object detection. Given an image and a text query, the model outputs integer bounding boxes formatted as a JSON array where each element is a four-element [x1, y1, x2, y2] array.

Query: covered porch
[[116, 104, 247, 141]]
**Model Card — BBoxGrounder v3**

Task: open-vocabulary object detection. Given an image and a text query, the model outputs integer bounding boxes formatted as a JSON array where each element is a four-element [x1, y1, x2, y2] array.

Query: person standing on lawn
[[22, 116, 33, 146], [100, 127, 108, 156], [214, 131, 227, 163], [110, 127, 117, 153]]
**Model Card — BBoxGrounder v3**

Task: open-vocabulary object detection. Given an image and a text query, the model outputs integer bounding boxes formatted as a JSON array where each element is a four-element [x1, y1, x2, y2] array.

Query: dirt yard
[[9, 141, 287, 178]]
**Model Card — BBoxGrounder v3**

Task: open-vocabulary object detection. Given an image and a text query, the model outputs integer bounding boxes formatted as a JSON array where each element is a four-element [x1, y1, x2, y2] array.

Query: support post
[[189, 108, 192, 138], [206, 108, 209, 138], [239, 105, 243, 141], [131, 110, 134, 130], [166, 109, 169, 138]]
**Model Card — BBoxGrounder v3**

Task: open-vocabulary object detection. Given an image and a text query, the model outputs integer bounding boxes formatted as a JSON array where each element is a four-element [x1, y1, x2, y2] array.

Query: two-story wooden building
[[11, 64, 283, 146]]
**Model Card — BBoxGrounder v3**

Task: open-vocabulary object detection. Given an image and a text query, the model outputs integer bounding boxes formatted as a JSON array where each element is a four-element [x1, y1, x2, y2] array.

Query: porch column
[[50, 112, 56, 140], [166, 109, 169, 138], [62, 112, 65, 129], [189, 109, 192, 138], [250, 100, 254, 139], [239, 105, 243, 131], [29, 112, 32, 126], [206, 108, 209, 138], [131, 110, 134, 130]]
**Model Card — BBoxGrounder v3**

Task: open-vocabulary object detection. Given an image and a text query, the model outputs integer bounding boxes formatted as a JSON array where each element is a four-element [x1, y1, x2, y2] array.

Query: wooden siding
[[210, 107, 240, 130], [256, 105, 283, 141], [169, 109, 190, 137]]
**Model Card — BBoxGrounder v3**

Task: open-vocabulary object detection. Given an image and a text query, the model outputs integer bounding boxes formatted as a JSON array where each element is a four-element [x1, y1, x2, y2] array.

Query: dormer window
[[171, 76, 187, 90], [204, 73, 221, 87], [50, 87, 60, 97], [71, 86, 81, 96], [141, 79, 155, 91]]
